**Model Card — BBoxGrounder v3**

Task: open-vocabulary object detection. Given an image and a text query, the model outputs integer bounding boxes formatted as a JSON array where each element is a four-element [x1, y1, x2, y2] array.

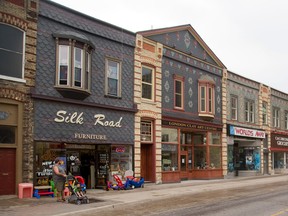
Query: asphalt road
[[69, 178, 288, 216]]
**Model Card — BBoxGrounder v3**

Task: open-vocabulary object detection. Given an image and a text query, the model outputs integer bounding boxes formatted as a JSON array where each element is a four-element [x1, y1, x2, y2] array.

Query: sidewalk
[[0, 174, 287, 216]]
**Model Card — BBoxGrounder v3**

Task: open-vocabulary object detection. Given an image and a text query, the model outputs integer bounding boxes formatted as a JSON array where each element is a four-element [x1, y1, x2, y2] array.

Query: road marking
[[271, 208, 288, 216]]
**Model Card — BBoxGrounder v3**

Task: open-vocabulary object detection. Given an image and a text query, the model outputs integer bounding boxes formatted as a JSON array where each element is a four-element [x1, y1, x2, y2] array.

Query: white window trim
[[141, 65, 154, 101], [273, 108, 280, 128], [198, 82, 215, 118], [244, 100, 255, 123], [105, 58, 122, 97], [231, 96, 238, 120]]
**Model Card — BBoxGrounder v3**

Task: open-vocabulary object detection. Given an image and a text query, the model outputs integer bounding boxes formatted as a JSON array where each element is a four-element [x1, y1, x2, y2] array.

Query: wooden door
[[141, 144, 153, 182], [180, 151, 188, 180], [0, 148, 16, 195]]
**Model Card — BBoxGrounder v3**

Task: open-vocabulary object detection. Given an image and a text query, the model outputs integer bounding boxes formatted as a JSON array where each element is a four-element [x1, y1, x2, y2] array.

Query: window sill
[[0, 75, 26, 83], [198, 112, 215, 121], [104, 94, 122, 99], [55, 86, 91, 100]]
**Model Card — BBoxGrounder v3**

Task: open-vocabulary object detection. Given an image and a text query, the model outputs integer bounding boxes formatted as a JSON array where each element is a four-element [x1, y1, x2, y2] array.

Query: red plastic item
[[18, 183, 33, 199]]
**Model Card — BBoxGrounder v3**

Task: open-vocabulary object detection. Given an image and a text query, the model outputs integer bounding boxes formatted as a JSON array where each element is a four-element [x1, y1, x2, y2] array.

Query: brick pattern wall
[[0, 0, 38, 184], [134, 34, 163, 183]]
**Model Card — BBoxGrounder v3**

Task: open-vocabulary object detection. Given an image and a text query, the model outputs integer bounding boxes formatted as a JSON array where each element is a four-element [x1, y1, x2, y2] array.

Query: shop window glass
[[193, 134, 205, 145], [110, 145, 132, 180], [207, 132, 221, 145], [274, 152, 284, 169], [162, 128, 178, 143], [0, 125, 15, 144], [209, 146, 221, 168], [238, 147, 260, 171], [180, 132, 192, 145], [194, 147, 206, 169], [34, 142, 66, 186], [162, 144, 178, 171]]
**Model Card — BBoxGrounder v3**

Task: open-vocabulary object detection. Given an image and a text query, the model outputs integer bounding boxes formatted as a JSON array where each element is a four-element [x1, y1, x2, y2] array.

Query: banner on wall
[[228, 125, 265, 139]]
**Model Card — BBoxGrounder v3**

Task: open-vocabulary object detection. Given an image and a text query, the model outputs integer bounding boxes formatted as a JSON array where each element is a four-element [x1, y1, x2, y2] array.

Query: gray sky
[[52, 0, 288, 93]]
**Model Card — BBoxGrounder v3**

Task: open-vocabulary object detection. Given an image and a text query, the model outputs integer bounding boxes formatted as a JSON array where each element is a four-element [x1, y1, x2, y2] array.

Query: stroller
[[66, 175, 89, 205], [74, 176, 87, 194]]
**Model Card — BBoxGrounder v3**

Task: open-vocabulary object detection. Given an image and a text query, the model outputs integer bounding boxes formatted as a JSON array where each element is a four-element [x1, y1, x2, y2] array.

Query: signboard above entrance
[[228, 125, 265, 139]]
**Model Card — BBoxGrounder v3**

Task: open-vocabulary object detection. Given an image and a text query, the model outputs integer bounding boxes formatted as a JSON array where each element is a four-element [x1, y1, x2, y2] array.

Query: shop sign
[[271, 133, 288, 148], [54, 110, 123, 128], [0, 111, 9, 120], [162, 120, 222, 131], [115, 147, 125, 153], [229, 125, 265, 139]]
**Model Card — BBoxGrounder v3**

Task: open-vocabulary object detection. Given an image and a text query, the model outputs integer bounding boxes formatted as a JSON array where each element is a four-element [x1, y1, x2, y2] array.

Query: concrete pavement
[[0, 174, 287, 216]]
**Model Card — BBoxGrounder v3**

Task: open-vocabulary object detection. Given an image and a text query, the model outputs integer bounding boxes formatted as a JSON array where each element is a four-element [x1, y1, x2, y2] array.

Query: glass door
[[180, 151, 188, 180]]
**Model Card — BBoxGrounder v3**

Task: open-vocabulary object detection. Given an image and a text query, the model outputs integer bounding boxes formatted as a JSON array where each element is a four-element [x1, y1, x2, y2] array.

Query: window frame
[[273, 107, 280, 128], [244, 100, 255, 123], [105, 58, 122, 97], [285, 111, 288, 130], [174, 75, 184, 110], [262, 102, 268, 125], [198, 81, 215, 118], [0, 23, 25, 83], [55, 38, 92, 93], [140, 120, 153, 142], [141, 65, 154, 101], [231, 95, 238, 120]]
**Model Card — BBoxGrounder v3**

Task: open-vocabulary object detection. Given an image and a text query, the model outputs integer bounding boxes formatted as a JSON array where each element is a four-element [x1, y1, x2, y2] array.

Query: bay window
[[198, 75, 215, 119]]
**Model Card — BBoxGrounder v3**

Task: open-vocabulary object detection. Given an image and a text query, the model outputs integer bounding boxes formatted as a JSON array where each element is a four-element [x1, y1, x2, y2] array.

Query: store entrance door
[[0, 148, 16, 195], [141, 144, 154, 182], [180, 151, 188, 180]]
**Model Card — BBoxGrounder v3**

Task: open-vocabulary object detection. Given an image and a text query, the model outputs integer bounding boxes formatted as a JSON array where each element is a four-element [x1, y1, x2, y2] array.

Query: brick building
[[0, 0, 38, 195]]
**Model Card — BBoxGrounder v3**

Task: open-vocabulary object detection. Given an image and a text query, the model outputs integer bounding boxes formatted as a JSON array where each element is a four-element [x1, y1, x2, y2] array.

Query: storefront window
[[274, 152, 284, 169], [194, 147, 206, 169], [238, 147, 260, 171], [162, 144, 178, 171], [227, 145, 234, 172], [34, 142, 66, 186], [162, 128, 178, 142], [193, 134, 205, 145], [208, 132, 221, 145], [209, 146, 221, 168], [110, 145, 132, 180]]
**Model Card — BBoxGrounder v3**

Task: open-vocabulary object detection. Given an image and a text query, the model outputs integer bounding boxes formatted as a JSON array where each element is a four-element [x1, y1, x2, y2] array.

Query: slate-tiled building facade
[[0, 0, 38, 195], [139, 25, 226, 182], [32, 0, 136, 188], [270, 89, 288, 174], [225, 71, 267, 177]]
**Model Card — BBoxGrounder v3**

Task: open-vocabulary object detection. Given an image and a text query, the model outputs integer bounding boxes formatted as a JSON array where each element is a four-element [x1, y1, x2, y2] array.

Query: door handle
[[2, 173, 8, 176]]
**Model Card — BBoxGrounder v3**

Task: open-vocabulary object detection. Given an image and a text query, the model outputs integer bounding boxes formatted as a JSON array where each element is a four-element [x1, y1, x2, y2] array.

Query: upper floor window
[[174, 76, 184, 109], [198, 75, 215, 119], [56, 41, 91, 91], [0, 23, 25, 82], [273, 107, 280, 128], [141, 120, 152, 142], [142, 66, 154, 100], [285, 111, 288, 130], [244, 100, 255, 123], [262, 102, 268, 125], [105, 59, 121, 97], [53, 31, 94, 99], [231, 96, 238, 120]]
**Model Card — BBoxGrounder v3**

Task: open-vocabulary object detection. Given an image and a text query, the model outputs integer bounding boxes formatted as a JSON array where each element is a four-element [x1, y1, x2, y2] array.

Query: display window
[[161, 127, 222, 171], [274, 152, 284, 169], [238, 147, 260, 171]]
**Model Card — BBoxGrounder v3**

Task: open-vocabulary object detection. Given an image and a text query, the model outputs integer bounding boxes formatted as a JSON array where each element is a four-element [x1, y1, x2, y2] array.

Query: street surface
[[70, 180, 288, 216], [1, 175, 288, 216]]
